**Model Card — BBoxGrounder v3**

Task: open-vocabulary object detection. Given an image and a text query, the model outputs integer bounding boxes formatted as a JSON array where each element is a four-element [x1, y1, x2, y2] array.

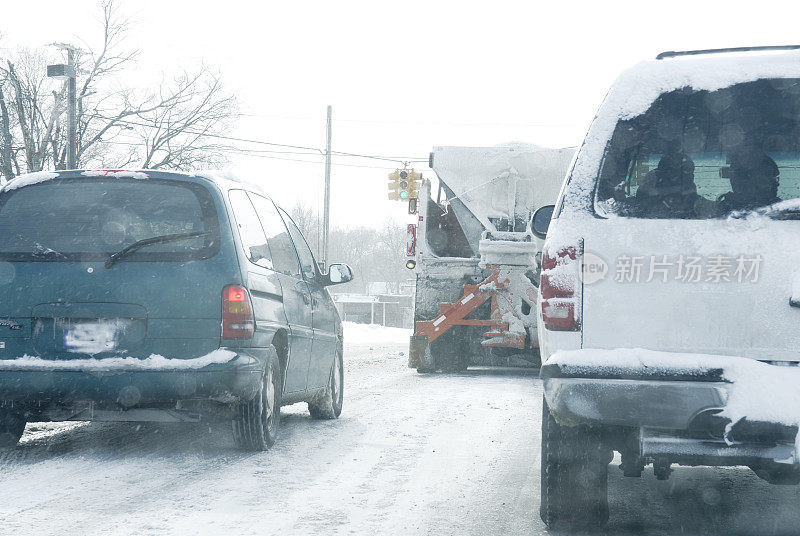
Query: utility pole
[[322, 105, 332, 270], [66, 48, 77, 169], [47, 44, 78, 169]]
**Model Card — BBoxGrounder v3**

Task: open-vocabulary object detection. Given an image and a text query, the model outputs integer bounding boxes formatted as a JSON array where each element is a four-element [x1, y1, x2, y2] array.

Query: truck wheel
[[309, 345, 343, 419], [0, 409, 25, 448], [540, 397, 610, 530], [232, 349, 281, 451]]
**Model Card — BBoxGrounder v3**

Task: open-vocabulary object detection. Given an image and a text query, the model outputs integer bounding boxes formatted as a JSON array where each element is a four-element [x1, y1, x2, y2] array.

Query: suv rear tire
[[309, 344, 343, 419], [540, 397, 610, 530], [232, 348, 281, 451], [0, 409, 25, 448]]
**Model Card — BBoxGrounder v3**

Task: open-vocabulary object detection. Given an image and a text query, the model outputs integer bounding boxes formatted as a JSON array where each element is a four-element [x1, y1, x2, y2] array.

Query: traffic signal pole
[[322, 105, 332, 270]]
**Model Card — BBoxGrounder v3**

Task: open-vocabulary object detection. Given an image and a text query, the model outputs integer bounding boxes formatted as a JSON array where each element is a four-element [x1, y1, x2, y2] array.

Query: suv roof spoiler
[[656, 45, 800, 60]]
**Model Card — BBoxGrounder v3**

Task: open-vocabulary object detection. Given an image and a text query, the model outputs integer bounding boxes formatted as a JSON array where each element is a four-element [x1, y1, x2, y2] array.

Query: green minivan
[[0, 169, 351, 450]]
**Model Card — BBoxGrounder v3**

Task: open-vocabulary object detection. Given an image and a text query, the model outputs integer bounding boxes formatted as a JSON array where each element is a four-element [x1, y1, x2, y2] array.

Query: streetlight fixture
[[47, 46, 77, 169]]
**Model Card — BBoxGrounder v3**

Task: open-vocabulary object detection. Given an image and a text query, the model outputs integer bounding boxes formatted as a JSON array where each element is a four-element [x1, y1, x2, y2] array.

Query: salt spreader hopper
[[408, 144, 574, 372]]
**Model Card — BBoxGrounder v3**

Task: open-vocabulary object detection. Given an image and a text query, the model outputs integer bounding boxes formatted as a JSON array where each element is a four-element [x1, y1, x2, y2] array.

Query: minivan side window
[[279, 207, 318, 282], [248, 193, 301, 277], [228, 190, 273, 269]]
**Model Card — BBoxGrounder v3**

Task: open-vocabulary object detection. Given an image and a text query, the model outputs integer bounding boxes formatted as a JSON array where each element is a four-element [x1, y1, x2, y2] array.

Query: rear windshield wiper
[[105, 231, 210, 269]]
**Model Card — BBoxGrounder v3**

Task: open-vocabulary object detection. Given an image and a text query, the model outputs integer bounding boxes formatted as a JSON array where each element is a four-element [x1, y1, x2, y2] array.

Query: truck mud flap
[[409, 335, 432, 369]]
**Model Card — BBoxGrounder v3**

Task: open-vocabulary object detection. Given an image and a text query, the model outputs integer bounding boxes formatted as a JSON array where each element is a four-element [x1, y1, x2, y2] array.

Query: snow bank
[[343, 321, 411, 346], [550, 348, 800, 429], [0, 349, 236, 371]]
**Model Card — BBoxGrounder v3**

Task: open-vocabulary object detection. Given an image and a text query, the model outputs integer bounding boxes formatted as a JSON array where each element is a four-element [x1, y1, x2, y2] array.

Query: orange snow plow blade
[[414, 265, 529, 349]]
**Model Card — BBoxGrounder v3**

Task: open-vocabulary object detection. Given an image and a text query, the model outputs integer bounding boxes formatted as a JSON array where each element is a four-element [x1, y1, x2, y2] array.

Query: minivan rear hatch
[[0, 173, 236, 361]]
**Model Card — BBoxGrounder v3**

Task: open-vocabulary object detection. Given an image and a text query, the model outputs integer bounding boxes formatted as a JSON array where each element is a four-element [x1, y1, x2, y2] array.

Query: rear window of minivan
[[596, 78, 800, 219], [0, 177, 220, 262]]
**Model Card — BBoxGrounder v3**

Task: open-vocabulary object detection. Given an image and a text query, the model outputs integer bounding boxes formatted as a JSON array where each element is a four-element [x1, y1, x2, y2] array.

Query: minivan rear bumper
[[0, 351, 264, 407]]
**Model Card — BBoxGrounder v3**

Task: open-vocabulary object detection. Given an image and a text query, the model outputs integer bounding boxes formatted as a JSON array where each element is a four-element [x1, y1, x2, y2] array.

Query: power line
[[239, 112, 583, 129], [216, 148, 403, 170], [95, 115, 427, 164], [104, 138, 423, 170]]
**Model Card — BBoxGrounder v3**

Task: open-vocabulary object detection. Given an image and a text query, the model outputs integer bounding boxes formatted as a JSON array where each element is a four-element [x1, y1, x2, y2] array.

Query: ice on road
[[2, 331, 800, 535], [0, 338, 540, 536]]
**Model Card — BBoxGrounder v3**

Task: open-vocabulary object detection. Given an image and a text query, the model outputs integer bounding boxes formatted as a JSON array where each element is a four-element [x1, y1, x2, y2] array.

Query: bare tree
[[0, 49, 66, 180], [128, 69, 236, 170], [289, 202, 321, 254], [0, 0, 237, 178]]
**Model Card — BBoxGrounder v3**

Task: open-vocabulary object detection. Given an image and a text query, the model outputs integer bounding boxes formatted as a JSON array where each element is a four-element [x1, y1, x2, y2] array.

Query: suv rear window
[[0, 177, 220, 262], [596, 78, 800, 219]]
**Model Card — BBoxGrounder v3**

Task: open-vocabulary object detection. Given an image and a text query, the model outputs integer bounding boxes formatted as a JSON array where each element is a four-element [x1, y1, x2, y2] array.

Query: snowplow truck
[[409, 144, 574, 372]]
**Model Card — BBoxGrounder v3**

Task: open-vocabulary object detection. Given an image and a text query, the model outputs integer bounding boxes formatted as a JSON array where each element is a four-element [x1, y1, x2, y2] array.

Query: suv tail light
[[540, 244, 581, 331], [222, 285, 255, 339]]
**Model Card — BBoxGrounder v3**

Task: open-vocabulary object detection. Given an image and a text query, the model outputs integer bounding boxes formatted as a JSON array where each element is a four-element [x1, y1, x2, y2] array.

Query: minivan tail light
[[222, 284, 255, 339], [540, 244, 581, 331]]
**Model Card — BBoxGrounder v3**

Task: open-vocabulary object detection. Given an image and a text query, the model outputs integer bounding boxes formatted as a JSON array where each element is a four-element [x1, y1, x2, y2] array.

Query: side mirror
[[326, 263, 354, 286], [531, 205, 555, 239]]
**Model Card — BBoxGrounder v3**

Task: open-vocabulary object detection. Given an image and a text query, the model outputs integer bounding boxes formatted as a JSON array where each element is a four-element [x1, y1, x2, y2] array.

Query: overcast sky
[[2, 0, 800, 233]]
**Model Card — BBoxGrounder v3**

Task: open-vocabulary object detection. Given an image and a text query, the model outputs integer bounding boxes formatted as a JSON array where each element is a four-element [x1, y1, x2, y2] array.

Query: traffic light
[[389, 168, 423, 202], [388, 170, 401, 200], [406, 224, 416, 256], [398, 170, 410, 200], [407, 170, 422, 199]]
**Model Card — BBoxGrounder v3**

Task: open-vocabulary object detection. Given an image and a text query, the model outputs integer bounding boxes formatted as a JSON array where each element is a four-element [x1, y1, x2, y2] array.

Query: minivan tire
[[308, 344, 343, 419], [0, 409, 26, 448], [540, 397, 609, 530], [232, 347, 281, 451]]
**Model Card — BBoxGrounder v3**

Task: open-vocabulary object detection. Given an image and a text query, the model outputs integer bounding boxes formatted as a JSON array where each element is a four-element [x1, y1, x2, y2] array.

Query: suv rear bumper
[[541, 349, 800, 468], [0, 351, 264, 407], [541, 375, 729, 430]]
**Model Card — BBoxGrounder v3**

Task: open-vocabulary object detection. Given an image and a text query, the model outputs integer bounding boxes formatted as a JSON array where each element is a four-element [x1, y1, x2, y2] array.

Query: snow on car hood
[[549, 348, 800, 430], [0, 348, 236, 371]]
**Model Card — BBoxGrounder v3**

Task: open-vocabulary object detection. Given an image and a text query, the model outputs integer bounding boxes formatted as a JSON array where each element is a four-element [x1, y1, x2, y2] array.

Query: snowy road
[[2, 338, 800, 535]]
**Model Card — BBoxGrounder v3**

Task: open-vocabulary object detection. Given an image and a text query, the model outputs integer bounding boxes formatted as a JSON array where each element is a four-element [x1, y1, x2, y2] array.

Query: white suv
[[535, 46, 800, 530]]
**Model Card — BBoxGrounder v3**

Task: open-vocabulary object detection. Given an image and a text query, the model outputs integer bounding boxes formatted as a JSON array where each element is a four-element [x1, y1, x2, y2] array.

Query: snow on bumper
[[0, 349, 237, 371], [0, 349, 264, 404], [541, 348, 800, 435]]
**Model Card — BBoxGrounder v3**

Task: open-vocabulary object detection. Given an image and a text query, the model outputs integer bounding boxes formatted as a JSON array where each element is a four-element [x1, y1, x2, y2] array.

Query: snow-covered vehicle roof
[[3, 169, 267, 196]]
